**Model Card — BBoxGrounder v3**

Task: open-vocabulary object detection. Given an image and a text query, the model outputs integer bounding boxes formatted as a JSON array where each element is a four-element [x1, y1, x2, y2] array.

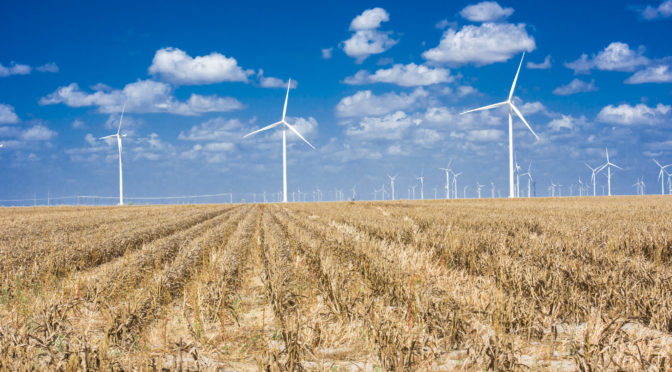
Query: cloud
[[518, 101, 552, 116], [422, 23, 535, 66], [148, 47, 253, 85], [597, 103, 671, 125], [0, 103, 20, 124], [564, 42, 650, 74], [21, 125, 57, 141], [639, 0, 672, 20], [466, 129, 503, 141], [40, 80, 243, 116], [413, 128, 441, 147], [321, 48, 333, 59], [72, 119, 85, 129], [350, 7, 390, 30], [335, 88, 428, 118], [0, 63, 31, 77], [527, 55, 551, 69], [345, 111, 416, 140], [625, 64, 672, 84], [435, 19, 457, 30], [460, 1, 514, 22], [257, 70, 297, 88], [178, 117, 247, 141], [547, 114, 587, 131], [342, 8, 397, 63], [343, 63, 453, 87], [552, 78, 598, 95], [36, 63, 59, 73]]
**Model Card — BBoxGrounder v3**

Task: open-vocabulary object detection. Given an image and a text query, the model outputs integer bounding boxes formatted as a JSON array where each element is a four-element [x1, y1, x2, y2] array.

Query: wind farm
[[1, 0, 672, 371]]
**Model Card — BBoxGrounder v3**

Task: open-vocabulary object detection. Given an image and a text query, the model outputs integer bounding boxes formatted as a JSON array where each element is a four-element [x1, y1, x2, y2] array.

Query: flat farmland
[[0, 198, 671, 371]]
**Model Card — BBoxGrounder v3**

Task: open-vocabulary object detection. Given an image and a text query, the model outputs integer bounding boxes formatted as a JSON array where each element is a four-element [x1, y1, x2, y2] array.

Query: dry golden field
[[1, 197, 671, 371]]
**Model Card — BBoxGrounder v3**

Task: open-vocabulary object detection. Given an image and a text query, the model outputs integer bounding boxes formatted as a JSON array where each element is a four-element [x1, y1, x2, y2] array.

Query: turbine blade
[[99, 134, 116, 140], [284, 121, 316, 149], [508, 51, 525, 102], [610, 162, 623, 170], [243, 121, 283, 138], [117, 101, 126, 134], [510, 103, 540, 140], [460, 101, 508, 115], [654, 159, 662, 167], [282, 79, 291, 121]]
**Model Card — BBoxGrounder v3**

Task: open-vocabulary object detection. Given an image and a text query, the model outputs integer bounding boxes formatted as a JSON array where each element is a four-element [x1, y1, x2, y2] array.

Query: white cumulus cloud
[[257, 70, 297, 88], [36, 63, 59, 73], [345, 111, 415, 140], [564, 42, 650, 74], [344, 63, 453, 87], [527, 55, 551, 69], [460, 1, 514, 22], [467, 129, 503, 141], [0, 63, 31, 77], [148, 47, 253, 85], [626, 64, 672, 84], [336, 88, 428, 118], [39, 80, 243, 116], [597, 103, 671, 125], [342, 8, 397, 63], [640, 0, 672, 19], [552, 78, 597, 95], [0, 103, 20, 124], [422, 23, 535, 66], [321, 48, 333, 59]]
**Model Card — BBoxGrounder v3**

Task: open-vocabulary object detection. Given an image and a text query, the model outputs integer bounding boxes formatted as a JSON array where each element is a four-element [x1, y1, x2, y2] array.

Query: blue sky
[[1, 0, 672, 202]]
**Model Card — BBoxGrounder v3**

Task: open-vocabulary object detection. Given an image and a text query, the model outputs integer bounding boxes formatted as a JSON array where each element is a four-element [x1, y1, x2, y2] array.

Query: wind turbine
[[490, 182, 495, 198], [439, 161, 452, 199], [416, 172, 425, 200], [388, 175, 397, 201], [476, 182, 484, 198], [243, 79, 315, 203], [578, 178, 584, 197], [460, 52, 540, 198], [99, 102, 128, 206], [351, 185, 357, 201], [514, 153, 521, 198], [411, 185, 416, 200], [598, 147, 622, 196], [585, 163, 601, 197], [653, 159, 671, 195], [452, 172, 462, 199], [520, 161, 533, 198]]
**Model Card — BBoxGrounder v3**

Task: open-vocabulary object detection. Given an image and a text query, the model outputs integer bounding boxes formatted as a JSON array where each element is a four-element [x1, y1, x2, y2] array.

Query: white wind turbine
[[598, 147, 622, 196], [243, 79, 315, 203], [388, 175, 397, 201], [416, 171, 425, 200], [460, 52, 540, 198], [99, 102, 128, 206], [653, 159, 672, 195], [476, 182, 484, 199], [520, 161, 533, 198], [452, 171, 462, 199], [585, 163, 601, 197], [514, 153, 521, 198], [439, 161, 452, 199]]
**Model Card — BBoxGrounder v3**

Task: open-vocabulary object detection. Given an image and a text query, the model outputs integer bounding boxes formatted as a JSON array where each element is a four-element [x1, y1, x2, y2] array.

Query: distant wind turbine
[[243, 79, 315, 203], [439, 161, 452, 199], [452, 172, 462, 199], [598, 147, 622, 196], [476, 182, 484, 199], [388, 175, 397, 201], [416, 172, 425, 200], [99, 102, 128, 206], [653, 159, 671, 195], [585, 163, 601, 197], [520, 161, 533, 198], [460, 52, 540, 198]]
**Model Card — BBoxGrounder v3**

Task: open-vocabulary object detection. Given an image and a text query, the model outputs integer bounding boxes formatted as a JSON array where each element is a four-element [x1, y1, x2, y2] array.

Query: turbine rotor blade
[[508, 51, 525, 102], [99, 134, 117, 140], [117, 101, 126, 134], [460, 101, 508, 115], [284, 120, 316, 149], [282, 79, 291, 121], [243, 121, 283, 138], [510, 103, 540, 140]]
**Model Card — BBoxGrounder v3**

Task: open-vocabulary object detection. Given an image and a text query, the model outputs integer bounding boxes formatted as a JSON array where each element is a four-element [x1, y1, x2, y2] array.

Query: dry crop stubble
[[0, 197, 671, 370]]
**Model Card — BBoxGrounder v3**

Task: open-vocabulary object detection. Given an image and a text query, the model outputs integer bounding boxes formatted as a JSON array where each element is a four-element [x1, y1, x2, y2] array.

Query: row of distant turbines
[[54, 52, 669, 205]]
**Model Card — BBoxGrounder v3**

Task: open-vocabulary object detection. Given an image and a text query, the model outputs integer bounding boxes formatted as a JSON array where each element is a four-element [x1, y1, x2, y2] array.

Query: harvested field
[[0, 197, 671, 371]]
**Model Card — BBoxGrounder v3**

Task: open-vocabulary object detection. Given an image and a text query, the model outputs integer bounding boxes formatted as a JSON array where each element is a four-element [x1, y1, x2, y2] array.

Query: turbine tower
[[476, 182, 484, 199], [520, 161, 533, 198], [243, 79, 315, 203], [653, 159, 671, 195], [460, 52, 540, 198], [451, 172, 462, 199], [598, 147, 622, 196], [416, 171, 425, 200], [99, 102, 127, 206]]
